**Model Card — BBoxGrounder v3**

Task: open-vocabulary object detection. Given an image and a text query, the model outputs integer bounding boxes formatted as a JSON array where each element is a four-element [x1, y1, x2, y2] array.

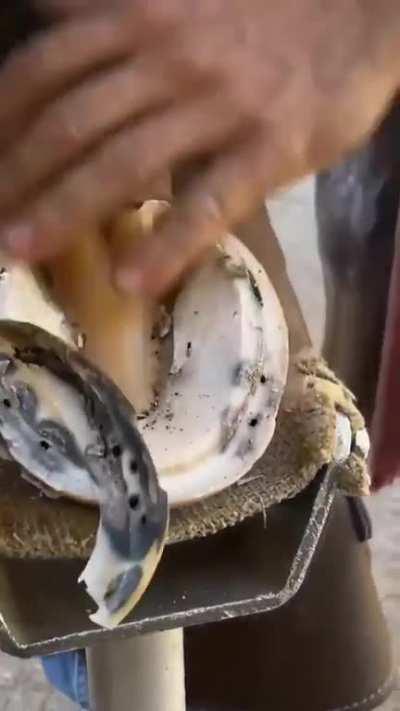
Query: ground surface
[[0, 178, 398, 710]]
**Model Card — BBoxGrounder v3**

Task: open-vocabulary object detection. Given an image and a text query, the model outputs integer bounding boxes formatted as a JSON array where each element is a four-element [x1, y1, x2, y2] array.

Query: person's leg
[[41, 650, 89, 709], [316, 99, 400, 424], [185, 494, 394, 711]]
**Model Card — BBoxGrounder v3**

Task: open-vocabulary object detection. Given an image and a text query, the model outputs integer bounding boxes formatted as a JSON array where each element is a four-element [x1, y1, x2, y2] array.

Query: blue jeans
[[41, 651, 89, 709]]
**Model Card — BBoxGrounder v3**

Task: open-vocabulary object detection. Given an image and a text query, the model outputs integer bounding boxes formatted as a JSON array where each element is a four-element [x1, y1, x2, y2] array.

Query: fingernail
[[0, 222, 36, 257]]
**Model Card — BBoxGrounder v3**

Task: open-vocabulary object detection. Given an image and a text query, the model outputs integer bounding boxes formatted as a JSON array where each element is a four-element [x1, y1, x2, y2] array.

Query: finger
[[0, 93, 249, 261], [0, 12, 136, 141], [0, 54, 192, 211], [114, 133, 301, 297], [0, 0, 190, 129]]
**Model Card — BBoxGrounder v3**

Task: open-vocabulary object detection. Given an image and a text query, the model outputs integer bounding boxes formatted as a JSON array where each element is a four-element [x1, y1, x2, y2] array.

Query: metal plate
[[0, 467, 336, 657]]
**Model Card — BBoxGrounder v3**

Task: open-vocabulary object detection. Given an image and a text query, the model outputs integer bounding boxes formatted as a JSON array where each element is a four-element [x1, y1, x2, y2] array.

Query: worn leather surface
[[185, 495, 394, 711], [316, 101, 400, 429]]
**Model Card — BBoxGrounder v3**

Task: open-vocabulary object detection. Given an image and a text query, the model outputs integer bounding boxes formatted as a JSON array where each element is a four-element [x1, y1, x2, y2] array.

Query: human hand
[[0, 0, 399, 296]]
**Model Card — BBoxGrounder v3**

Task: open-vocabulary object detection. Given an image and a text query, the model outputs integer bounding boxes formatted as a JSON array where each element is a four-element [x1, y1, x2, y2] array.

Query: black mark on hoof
[[129, 495, 140, 510], [247, 270, 263, 307]]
